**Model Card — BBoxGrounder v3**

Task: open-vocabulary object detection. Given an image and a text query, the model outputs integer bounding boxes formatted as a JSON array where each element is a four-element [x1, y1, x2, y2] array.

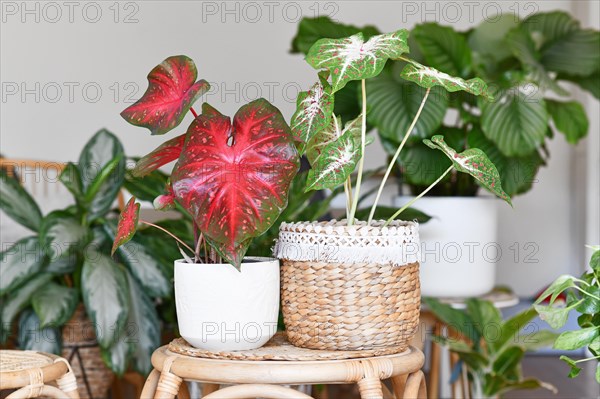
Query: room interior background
[[1, 0, 599, 296]]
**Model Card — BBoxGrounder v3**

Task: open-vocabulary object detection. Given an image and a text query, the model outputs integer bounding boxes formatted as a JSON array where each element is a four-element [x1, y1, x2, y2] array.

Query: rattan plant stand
[[141, 335, 426, 399], [0, 350, 79, 399]]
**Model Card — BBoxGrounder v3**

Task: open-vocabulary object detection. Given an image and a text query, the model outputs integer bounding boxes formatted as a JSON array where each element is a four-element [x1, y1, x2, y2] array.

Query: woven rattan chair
[[0, 350, 79, 398]]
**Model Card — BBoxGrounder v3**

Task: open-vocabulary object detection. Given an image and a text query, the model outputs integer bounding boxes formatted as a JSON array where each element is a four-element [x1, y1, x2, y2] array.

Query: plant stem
[[574, 354, 600, 363], [194, 232, 204, 263], [574, 285, 600, 301], [384, 165, 453, 227], [367, 87, 431, 225], [348, 79, 367, 225], [140, 220, 194, 254], [190, 106, 198, 118]]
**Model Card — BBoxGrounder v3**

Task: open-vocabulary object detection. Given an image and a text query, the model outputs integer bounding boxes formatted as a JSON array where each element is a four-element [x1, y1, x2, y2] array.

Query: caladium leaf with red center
[[171, 99, 300, 268], [423, 135, 512, 205], [306, 30, 409, 92], [121, 55, 210, 135], [111, 197, 140, 255], [132, 133, 186, 177], [290, 71, 334, 154]]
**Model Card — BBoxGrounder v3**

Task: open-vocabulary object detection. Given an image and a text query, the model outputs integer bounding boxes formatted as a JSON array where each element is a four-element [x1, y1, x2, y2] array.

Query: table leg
[[357, 376, 383, 399], [391, 375, 407, 398], [428, 323, 441, 399], [140, 369, 160, 399], [403, 371, 426, 399]]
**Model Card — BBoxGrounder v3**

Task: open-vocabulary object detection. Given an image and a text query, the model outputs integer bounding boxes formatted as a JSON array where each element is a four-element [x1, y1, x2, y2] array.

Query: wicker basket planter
[[61, 306, 113, 399], [274, 220, 421, 351]]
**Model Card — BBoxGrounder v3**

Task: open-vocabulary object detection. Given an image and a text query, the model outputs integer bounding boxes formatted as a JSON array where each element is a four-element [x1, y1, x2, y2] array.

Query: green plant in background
[[290, 25, 511, 226], [0, 130, 180, 375], [424, 297, 558, 398], [291, 12, 599, 197], [534, 246, 600, 383]]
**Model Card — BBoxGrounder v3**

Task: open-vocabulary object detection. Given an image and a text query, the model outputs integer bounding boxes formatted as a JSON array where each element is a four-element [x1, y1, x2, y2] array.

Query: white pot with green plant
[[274, 29, 512, 351], [112, 56, 300, 351], [290, 13, 598, 299]]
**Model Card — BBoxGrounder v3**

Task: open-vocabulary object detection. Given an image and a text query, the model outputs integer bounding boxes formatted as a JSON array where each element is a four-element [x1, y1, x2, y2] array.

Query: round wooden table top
[[0, 350, 68, 390], [151, 342, 425, 386]]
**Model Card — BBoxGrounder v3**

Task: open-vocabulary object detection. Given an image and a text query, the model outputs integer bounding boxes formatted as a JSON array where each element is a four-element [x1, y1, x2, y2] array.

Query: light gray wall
[[1, 1, 597, 295]]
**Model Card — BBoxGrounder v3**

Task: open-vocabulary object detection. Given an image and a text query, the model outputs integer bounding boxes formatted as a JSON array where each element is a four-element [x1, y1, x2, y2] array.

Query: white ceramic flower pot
[[395, 196, 498, 297], [174, 257, 280, 351]]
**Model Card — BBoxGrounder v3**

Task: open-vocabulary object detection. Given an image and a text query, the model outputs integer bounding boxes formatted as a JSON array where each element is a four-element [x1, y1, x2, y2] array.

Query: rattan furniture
[[0, 350, 79, 398], [141, 334, 427, 399]]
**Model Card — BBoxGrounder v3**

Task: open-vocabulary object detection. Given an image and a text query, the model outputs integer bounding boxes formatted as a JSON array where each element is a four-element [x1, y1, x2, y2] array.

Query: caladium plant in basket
[[273, 29, 514, 352], [113, 55, 300, 351]]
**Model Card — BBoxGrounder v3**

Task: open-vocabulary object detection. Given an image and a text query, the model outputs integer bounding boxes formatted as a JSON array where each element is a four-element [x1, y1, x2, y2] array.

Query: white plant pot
[[174, 257, 280, 351], [395, 196, 498, 297]]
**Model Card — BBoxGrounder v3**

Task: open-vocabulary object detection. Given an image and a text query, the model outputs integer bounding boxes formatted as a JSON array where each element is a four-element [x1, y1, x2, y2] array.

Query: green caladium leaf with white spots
[[400, 62, 493, 100], [290, 71, 334, 154], [306, 125, 362, 192], [306, 114, 363, 164], [306, 30, 409, 92], [423, 135, 512, 205]]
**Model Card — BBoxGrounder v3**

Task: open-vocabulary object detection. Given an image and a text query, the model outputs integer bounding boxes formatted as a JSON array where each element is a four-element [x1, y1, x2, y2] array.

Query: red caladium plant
[[114, 56, 300, 268], [111, 197, 140, 255], [121, 55, 210, 136], [171, 100, 299, 266]]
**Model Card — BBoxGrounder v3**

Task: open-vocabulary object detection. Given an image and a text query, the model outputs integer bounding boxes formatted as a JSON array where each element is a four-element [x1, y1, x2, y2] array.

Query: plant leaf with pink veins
[[111, 197, 140, 255], [290, 71, 334, 153], [424, 135, 512, 205], [121, 55, 209, 135], [306, 30, 409, 92]]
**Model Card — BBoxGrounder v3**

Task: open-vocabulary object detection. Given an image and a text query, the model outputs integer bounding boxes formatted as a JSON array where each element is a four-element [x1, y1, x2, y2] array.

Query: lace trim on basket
[[273, 219, 421, 266]]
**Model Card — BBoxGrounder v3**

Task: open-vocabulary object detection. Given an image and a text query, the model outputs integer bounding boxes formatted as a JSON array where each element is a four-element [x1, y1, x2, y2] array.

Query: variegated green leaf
[[423, 135, 512, 205], [306, 114, 363, 164], [400, 62, 493, 100], [290, 71, 334, 153], [306, 128, 361, 191], [306, 30, 409, 92]]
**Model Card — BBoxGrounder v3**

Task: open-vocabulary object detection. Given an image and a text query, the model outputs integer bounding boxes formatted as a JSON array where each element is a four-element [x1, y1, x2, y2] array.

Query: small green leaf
[[590, 249, 599, 272], [515, 330, 559, 351], [596, 363, 600, 384], [31, 282, 78, 327], [423, 297, 480, 344], [465, 298, 503, 348], [306, 30, 409, 92], [18, 308, 62, 354], [0, 237, 46, 295], [81, 251, 129, 348], [59, 162, 83, 202], [559, 355, 582, 378], [492, 307, 538, 352], [291, 71, 334, 154], [0, 170, 43, 231], [546, 100, 589, 144], [553, 327, 599, 351], [78, 129, 126, 220], [306, 125, 361, 191], [534, 275, 576, 305], [575, 284, 600, 314], [423, 135, 512, 205], [400, 62, 492, 100], [534, 303, 570, 329]]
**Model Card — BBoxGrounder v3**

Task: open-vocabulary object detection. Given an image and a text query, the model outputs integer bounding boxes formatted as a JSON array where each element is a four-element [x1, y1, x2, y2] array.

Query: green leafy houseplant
[[424, 297, 558, 398], [534, 246, 600, 383], [112, 55, 300, 268], [0, 130, 179, 376], [289, 27, 511, 225], [291, 12, 599, 197]]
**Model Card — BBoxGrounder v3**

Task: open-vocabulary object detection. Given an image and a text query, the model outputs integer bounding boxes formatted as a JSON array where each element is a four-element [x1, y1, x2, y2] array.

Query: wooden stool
[[0, 350, 80, 398], [141, 334, 426, 399], [420, 289, 519, 399]]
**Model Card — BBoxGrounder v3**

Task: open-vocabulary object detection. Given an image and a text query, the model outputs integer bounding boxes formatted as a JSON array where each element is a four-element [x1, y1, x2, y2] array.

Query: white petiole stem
[[347, 79, 367, 226], [383, 165, 453, 227], [368, 88, 431, 225]]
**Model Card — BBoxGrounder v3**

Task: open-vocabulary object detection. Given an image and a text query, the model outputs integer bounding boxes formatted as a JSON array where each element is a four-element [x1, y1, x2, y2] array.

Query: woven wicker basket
[[274, 220, 421, 351], [61, 306, 113, 399]]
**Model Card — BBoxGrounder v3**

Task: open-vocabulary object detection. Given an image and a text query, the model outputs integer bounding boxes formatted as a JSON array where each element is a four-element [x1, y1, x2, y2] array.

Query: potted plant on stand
[[289, 13, 599, 298], [273, 29, 512, 351], [112, 55, 300, 351]]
